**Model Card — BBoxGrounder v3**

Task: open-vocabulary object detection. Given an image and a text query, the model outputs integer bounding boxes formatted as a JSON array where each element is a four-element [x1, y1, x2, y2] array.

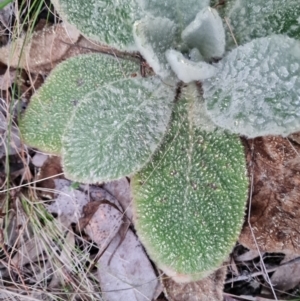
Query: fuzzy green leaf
[[132, 88, 248, 281], [185, 83, 217, 132], [51, 0, 142, 49], [182, 7, 225, 60], [19, 54, 140, 154], [189, 48, 204, 62], [225, 0, 300, 49], [62, 77, 175, 183], [133, 16, 177, 79], [139, 0, 210, 32], [166, 49, 217, 83], [204, 35, 300, 138]]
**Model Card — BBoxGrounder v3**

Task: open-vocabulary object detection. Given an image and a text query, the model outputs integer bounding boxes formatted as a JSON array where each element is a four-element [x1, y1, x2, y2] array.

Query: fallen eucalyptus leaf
[[270, 254, 300, 291], [103, 178, 133, 221], [46, 179, 89, 224], [83, 200, 123, 255], [97, 229, 159, 301], [0, 22, 80, 72]]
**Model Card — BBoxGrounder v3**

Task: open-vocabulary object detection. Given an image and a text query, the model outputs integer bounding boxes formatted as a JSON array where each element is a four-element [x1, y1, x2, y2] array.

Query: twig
[[59, 39, 141, 62], [225, 255, 300, 283], [0, 172, 64, 193], [247, 140, 278, 300], [224, 17, 238, 47]]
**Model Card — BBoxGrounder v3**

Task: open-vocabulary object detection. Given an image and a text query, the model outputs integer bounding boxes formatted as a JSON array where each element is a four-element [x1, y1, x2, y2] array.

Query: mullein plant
[[19, 0, 300, 282]]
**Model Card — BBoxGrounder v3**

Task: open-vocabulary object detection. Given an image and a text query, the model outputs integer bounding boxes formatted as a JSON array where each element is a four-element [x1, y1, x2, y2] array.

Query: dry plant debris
[[241, 136, 300, 254], [0, 102, 21, 159], [97, 230, 160, 301], [46, 177, 160, 301], [35, 155, 63, 198], [102, 178, 133, 221], [0, 22, 80, 72], [81, 200, 124, 255], [162, 267, 226, 301], [0, 19, 141, 74], [270, 254, 300, 291]]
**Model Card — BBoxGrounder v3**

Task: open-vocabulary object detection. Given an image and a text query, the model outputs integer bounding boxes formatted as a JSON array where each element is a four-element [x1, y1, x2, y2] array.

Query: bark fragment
[[240, 136, 300, 254]]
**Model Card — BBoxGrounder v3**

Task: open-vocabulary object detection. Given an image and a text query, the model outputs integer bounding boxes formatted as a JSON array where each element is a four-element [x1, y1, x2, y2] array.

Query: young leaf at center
[[133, 15, 178, 79], [181, 7, 225, 60], [132, 86, 248, 282], [62, 76, 175, 183], [166, 49, 217, 83], [139, 0, 210, 32]]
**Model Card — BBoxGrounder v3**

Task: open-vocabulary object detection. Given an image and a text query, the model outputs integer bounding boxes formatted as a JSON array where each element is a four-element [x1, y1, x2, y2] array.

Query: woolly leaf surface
[[166, 49, 217, 83], [189, 48, 204, 62], [184, 83, 217, 132], [138, 0, 210, 32], [62, 77, 174, 183], [19, 54, 140, 153], [225, 0, 300, 49], [133, 16, 177, 79], [132, 92, 248, 281], [182, 7, 225, 60], [204, 35, 300, 138], [51, 0, 142, 49]]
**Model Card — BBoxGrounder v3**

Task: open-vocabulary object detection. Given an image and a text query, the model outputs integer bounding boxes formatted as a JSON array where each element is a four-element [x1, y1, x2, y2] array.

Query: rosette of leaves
[[19, 0, 300, 282]]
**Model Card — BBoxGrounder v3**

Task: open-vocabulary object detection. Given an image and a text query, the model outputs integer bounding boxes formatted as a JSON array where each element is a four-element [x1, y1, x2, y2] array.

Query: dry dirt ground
[[0, 2, 300, 301]]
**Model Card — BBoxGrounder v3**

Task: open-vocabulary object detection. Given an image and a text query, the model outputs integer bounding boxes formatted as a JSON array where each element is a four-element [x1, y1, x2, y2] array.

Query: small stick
[[225, 255, 300, 284], [224, 17, 238, 47]]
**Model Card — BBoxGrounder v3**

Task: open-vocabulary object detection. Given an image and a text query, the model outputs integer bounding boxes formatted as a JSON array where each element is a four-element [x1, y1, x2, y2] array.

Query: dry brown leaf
[[270, 254, 300, 291], [46, 179, 89, 225], [223, 296, 240, 301], [288, 131, 300, 145], [103, 178, 133, 221], [87, 185, 124, 213], [0, 109, 22, 159], [229, 257, 239, 277], [0, 19, 140, 76], [0, 19, 135, 74], [0, 3, 12, 47], [97, 229, 159, 301], [83, 200, 124, 255], [0, 22, 80, 72], [235, 250, 261, 262], [0, 2, 13, 29], [31, 153, 48, 167], [11, 236, 43, 267], [0, 68, 15, 90], [37, 156, 63, 198], [240, 136, 300, 254], [162, 267, 226, 301]]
